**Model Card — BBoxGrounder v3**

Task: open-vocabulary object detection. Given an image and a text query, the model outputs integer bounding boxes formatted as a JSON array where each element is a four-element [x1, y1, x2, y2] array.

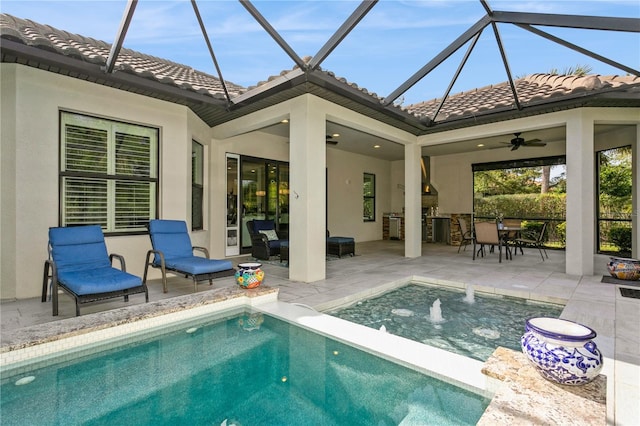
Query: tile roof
[[0, 14, 246, 100], [406, 73, 640, 123], [1, 12, 639, 131]]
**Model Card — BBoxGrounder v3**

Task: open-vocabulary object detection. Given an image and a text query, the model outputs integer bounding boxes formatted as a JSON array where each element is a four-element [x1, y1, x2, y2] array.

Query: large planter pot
[[521, 317, 603, 386], [607, 257, 640, 281], [235, 262, 264, 289]]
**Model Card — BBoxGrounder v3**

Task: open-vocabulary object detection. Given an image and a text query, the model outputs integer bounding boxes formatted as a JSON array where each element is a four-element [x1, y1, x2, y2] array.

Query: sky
[[1, 0, 639, 105]]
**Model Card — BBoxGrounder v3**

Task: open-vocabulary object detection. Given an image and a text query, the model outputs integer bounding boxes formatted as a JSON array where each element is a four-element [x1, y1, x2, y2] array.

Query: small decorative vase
[[235, 262, 264, 289], [521, 317, 603, 386], [607, 257, 640, 281]]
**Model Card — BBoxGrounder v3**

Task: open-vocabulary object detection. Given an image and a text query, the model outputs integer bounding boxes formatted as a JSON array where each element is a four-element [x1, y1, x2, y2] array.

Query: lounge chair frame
[[143, 246, 235, 293]]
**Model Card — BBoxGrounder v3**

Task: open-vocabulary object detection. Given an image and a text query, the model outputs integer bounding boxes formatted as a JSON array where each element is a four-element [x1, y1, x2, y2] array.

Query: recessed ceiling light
[[281, 119, 289, 124], [477, 143, 485, 147], [332, 133, 340, 138], [374, 144, 381, 148]]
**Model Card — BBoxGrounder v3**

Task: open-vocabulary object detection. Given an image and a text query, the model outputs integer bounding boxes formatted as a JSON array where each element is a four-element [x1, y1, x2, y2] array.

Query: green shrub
[[521, 221, 548, 242], [556, 222, 566, 245], [609, 225, 632, 253]]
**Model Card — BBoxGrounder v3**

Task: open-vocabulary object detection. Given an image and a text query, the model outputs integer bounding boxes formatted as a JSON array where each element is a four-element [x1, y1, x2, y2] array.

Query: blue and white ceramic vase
[[521, 317, 603, 386]]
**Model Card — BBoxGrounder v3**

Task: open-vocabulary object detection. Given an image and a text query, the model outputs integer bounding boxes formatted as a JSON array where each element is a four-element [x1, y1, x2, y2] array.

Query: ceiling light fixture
[[281, 119, 289, 124], [477, 143, 485, 147], [331, 133, 340, 138], [374, 144, 381, 148]]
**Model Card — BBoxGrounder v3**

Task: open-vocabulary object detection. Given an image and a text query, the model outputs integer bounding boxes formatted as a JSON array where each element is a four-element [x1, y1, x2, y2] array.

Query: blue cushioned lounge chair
[[143, 220, 235, 293], [42, 225, 148, 316]]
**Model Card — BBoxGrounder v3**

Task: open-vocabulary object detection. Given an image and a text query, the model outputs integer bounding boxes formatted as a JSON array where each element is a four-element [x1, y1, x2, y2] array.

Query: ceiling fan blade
[[524, 138, 541, 143], [510, 144, 519, 151], [326, 139, 338, 145], [523, 141, 546, 147]]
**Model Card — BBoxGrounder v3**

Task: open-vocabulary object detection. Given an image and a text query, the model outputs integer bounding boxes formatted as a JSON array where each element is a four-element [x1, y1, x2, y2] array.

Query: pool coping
[[0, 286, 279, 366], [313, 275, 568, 312]]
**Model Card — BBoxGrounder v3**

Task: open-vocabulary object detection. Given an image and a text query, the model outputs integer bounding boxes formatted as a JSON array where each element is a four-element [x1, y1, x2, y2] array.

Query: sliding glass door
[[237, 156, 289, 252]]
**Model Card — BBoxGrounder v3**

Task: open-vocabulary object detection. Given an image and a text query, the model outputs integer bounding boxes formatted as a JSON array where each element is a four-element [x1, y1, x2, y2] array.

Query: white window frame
[[60, 111, 159, 234]]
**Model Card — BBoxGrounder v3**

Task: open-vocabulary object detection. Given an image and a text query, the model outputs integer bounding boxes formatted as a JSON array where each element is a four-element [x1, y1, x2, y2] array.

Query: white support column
[[633, 125, 640, 258], [565, 111, 595, 276], [405, 142, 421, 258], [288, 95, 326, 282]]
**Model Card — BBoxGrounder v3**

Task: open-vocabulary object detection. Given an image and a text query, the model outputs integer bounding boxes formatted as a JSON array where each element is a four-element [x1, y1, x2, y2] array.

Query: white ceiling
[[259, 122, 627, 160]]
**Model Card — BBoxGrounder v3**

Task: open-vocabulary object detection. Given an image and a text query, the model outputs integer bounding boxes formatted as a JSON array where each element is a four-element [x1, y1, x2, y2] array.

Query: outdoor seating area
[[465, 219, 556, 263]]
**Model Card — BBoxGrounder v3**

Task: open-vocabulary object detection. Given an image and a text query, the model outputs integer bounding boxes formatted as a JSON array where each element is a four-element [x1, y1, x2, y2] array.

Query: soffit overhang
[[2, 37, 639, 137]]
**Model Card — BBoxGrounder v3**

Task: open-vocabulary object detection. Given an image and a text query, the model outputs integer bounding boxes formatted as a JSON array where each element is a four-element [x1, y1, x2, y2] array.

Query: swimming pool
[[1, 307, 490, 425], [328, 283, 564, 361]]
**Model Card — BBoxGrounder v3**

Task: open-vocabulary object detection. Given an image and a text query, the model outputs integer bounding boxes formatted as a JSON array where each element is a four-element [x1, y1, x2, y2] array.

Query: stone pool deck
[[480, 347, 606, 425]]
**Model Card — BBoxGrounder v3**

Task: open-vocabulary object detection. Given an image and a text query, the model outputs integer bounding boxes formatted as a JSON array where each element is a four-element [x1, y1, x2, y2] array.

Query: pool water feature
[[1, 308, 490, 425], [328, 284, 564, 361]]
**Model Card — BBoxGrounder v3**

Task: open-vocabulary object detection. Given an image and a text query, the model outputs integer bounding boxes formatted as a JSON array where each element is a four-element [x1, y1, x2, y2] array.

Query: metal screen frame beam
[[191, 0, 231, 104], [384, 15, 492, 106], [308, 0, 378, 70], [492, 11, 640, 32], [430, 31, 482, 124], [104, 0, 137, 74], [240, 0, 307, 70], [491, 22, 520, 110], [516, 23, 640, 76]]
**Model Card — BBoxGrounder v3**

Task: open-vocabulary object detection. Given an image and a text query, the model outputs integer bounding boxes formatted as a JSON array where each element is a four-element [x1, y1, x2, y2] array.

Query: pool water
[[1, 309, 490, 425], [328, 284, 564, 361]]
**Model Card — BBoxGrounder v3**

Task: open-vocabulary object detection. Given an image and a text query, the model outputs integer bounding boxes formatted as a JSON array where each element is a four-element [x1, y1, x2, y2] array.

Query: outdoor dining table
[[499, 226, 523, 259]]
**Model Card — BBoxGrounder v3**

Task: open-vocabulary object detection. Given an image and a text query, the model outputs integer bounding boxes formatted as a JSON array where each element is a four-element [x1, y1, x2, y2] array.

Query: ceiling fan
[[502, 132, 546, 151], [326, 134, 339, 145]]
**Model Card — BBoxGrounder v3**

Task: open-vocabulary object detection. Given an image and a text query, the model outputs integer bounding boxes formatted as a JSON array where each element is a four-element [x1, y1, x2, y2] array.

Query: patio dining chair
[[515, 221, 549, 261], [457, 217, 474, 253], [43, 225, 148, 316], [473, 221, 509, 263], [143, 219, 235, 293], [502, 219, 523, 256]]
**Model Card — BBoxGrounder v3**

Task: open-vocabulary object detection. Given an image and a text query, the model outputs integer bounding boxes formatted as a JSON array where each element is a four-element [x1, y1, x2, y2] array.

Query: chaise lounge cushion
[[57, 268, 142, 295], [49, 225, 142, 295], [148, 220, 194, 264], [162, 256, 233, 275]]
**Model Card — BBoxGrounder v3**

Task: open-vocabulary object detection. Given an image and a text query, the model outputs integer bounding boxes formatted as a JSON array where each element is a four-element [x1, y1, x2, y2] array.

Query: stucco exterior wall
[[1, 64, 198, 299], [327, 148, 391, 242]]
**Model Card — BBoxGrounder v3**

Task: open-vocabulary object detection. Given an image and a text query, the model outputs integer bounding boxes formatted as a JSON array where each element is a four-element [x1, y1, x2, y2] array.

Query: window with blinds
[[60, 112, 158, 233]]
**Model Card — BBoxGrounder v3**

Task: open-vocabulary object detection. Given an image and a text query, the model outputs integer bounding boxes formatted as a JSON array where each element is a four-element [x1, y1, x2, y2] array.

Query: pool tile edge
[[0, 286, 278, 366]]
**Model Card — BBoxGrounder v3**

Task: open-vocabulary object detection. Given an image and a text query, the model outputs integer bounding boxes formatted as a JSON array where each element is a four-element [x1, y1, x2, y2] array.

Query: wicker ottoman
[[327, 236, 355, 258]]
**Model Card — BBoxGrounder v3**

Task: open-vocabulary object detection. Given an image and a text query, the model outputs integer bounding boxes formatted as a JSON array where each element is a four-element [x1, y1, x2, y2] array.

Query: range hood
[[421, 156, 438, 195]]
